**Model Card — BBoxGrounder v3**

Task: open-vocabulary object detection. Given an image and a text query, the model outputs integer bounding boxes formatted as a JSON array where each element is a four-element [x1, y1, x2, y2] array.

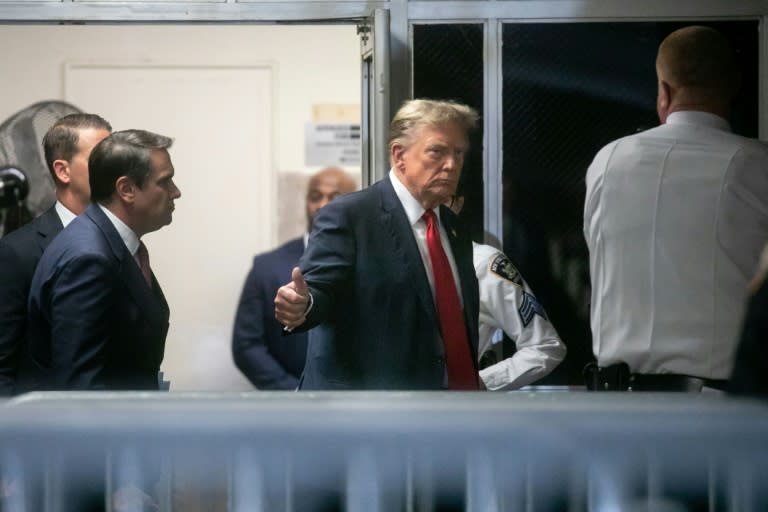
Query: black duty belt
[[583, 362, 729, 392]]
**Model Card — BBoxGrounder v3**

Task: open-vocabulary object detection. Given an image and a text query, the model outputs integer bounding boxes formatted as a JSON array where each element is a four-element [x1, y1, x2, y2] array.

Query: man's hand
[[275, 267, 310, 331]]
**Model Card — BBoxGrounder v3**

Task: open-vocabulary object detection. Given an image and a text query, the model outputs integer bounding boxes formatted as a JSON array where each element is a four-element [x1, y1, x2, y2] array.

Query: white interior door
[[66, 62, 274, 391]]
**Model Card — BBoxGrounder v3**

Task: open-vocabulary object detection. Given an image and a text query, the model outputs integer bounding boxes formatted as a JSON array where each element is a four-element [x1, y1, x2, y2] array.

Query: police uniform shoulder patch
[[518, 291, 547, 327], [489, 253, 523, 286]]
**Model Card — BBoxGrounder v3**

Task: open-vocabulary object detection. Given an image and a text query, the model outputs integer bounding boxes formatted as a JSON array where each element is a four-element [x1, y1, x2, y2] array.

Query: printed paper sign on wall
[[305, 123, 361, 166]]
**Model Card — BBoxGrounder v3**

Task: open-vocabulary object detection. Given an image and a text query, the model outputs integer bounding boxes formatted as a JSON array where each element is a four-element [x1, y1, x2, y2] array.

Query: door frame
[[2, 0, 767, 242]]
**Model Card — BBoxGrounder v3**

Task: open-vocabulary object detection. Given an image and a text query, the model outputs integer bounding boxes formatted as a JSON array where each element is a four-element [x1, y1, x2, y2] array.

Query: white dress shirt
[[54, 201, 77, 228], [584, 111, 768, 379], [388, 169, 463, 302], [97, 204, 141, 259], [473, 243, 566, 390]]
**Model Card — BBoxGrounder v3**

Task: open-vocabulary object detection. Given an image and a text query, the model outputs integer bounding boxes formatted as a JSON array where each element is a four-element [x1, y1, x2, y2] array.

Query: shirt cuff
[[282, 291, 313, 333], [304, 290, 314, 316]]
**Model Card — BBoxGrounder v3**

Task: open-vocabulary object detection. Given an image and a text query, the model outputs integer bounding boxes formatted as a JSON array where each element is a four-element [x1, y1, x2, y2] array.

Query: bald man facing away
[[584, 26, 768, 391], [232, 167, 356, 389]]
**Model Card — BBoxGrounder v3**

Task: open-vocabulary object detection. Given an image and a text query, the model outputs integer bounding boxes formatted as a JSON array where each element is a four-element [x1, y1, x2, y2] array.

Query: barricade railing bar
[[1, 392, 767, 511]]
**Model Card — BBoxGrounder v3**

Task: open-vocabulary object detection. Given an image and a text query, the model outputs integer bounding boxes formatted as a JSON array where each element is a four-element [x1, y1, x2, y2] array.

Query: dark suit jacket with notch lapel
[[233, 237, 308, 389], [297, 176, 480, 390], [20, 203, 169, 391], [0, 206, 63, 395]]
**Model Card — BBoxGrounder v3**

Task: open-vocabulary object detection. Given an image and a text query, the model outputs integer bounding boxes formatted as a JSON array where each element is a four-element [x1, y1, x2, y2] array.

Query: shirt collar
[[97, 203, 140, 256], [666, 111, 731, 133], [54, 201, 77, 228], [388, 169, 439, 226]]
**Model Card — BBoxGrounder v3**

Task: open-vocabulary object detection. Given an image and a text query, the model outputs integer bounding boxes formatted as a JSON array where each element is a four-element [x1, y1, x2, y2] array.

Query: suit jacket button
[[435, 356, 444, 366]]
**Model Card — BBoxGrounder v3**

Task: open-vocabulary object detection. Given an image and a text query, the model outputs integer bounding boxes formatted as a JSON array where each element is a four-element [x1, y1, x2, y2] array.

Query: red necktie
[[136, 241, 153, 288], [422, 210, 478, 390]]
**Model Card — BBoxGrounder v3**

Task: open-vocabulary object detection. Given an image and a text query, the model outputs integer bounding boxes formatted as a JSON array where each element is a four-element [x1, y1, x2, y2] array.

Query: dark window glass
[[413, 24, 485, 240], [502, 21, 759, 384]]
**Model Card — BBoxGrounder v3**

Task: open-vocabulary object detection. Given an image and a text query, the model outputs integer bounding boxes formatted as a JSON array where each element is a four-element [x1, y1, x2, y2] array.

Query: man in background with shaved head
[[584, 26, 768, 391], [233, 167, 356, 389]]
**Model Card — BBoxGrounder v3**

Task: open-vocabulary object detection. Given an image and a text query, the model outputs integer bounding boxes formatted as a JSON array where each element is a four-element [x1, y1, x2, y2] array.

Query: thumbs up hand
[[291, 266, 308, 297], [275, 266, 310, 331]]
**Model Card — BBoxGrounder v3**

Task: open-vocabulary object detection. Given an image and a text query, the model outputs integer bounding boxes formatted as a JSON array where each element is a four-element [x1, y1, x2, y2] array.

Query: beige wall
[[0, 24, 360, 179], [0, 24, 361, 390]]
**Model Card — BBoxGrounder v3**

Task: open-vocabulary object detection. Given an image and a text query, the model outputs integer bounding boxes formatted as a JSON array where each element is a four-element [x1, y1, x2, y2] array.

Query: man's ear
[[657, 80, 671, 123], [115, 176, 136, 203], [391, 143, 406, 172], [52, 160, 69, 184]]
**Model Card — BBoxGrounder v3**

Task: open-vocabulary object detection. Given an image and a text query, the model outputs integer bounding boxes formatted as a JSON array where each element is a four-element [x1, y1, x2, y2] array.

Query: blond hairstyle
[[656, 26, 738, 98], [388, 99, 479, 158]]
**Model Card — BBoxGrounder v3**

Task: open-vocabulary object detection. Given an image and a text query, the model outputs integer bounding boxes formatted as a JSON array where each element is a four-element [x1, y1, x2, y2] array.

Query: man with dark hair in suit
[[20, 129, 181, 391], [275, 99, 481, 390], [0, 113, 111, 395], [232, 167, 356, 390]]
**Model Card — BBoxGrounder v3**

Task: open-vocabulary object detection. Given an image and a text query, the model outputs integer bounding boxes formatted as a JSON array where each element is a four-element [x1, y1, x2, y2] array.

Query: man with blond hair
[[276, 99, 481, 390], [584, 26, 768, 391]]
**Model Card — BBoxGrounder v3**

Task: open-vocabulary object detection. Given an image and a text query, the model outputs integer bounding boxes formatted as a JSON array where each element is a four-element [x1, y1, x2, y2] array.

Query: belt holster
[[583, 362, 631, 391]]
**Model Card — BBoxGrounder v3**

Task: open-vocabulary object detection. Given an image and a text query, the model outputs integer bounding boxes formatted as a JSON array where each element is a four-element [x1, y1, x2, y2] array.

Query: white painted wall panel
[[66, 62, 274, 391], [0, 24, 360, 390]]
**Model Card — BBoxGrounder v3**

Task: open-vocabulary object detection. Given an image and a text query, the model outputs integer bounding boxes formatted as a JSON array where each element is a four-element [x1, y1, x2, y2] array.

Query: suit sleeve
[[0, 241, 27, 395], [729, 278, 768, 396], [232, 263, 299, 390], [48, 253, 116, 390], [297, 201, 355, 330], [476, 248, 566, 390]]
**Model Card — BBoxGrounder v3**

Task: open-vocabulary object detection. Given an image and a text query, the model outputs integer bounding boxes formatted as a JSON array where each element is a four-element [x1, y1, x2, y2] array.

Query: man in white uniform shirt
[[583, 26, 768, 390], [473, 243, 566, 390], [449, 195, 566, 390]]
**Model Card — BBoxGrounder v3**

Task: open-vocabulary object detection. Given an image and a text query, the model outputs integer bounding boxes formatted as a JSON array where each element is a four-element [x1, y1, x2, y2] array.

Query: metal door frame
[[404, 1, 768, 243], [2, 0, 767, 241]]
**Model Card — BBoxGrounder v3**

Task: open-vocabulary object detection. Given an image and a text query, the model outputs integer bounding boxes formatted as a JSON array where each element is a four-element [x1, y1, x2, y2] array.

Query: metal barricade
[[1, 392, 767, 511]]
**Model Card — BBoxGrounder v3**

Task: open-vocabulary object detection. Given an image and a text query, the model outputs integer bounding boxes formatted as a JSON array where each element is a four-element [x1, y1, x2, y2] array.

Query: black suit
[[298, 176, 479, 390], [20, 203, 169, 391], [729, 278, 768, 397], [233, 237, 307, 389], [0, 206, 62, 395]]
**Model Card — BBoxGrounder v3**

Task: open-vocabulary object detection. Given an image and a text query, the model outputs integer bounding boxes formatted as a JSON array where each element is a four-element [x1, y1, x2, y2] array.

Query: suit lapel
[[85, 204, 168, 327], [377, 179, 437, 323], [440, 205, 479, 357], [149, 273, 170, 316]]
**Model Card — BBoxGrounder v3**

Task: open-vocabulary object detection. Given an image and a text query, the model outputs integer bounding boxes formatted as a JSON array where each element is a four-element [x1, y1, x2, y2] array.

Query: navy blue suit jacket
[[0, 206, 62, 395], [20, 203, 169, 391], [297, 177, 479, 390], [232, 237, 307, 389], [729, 278, 768, 397]]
